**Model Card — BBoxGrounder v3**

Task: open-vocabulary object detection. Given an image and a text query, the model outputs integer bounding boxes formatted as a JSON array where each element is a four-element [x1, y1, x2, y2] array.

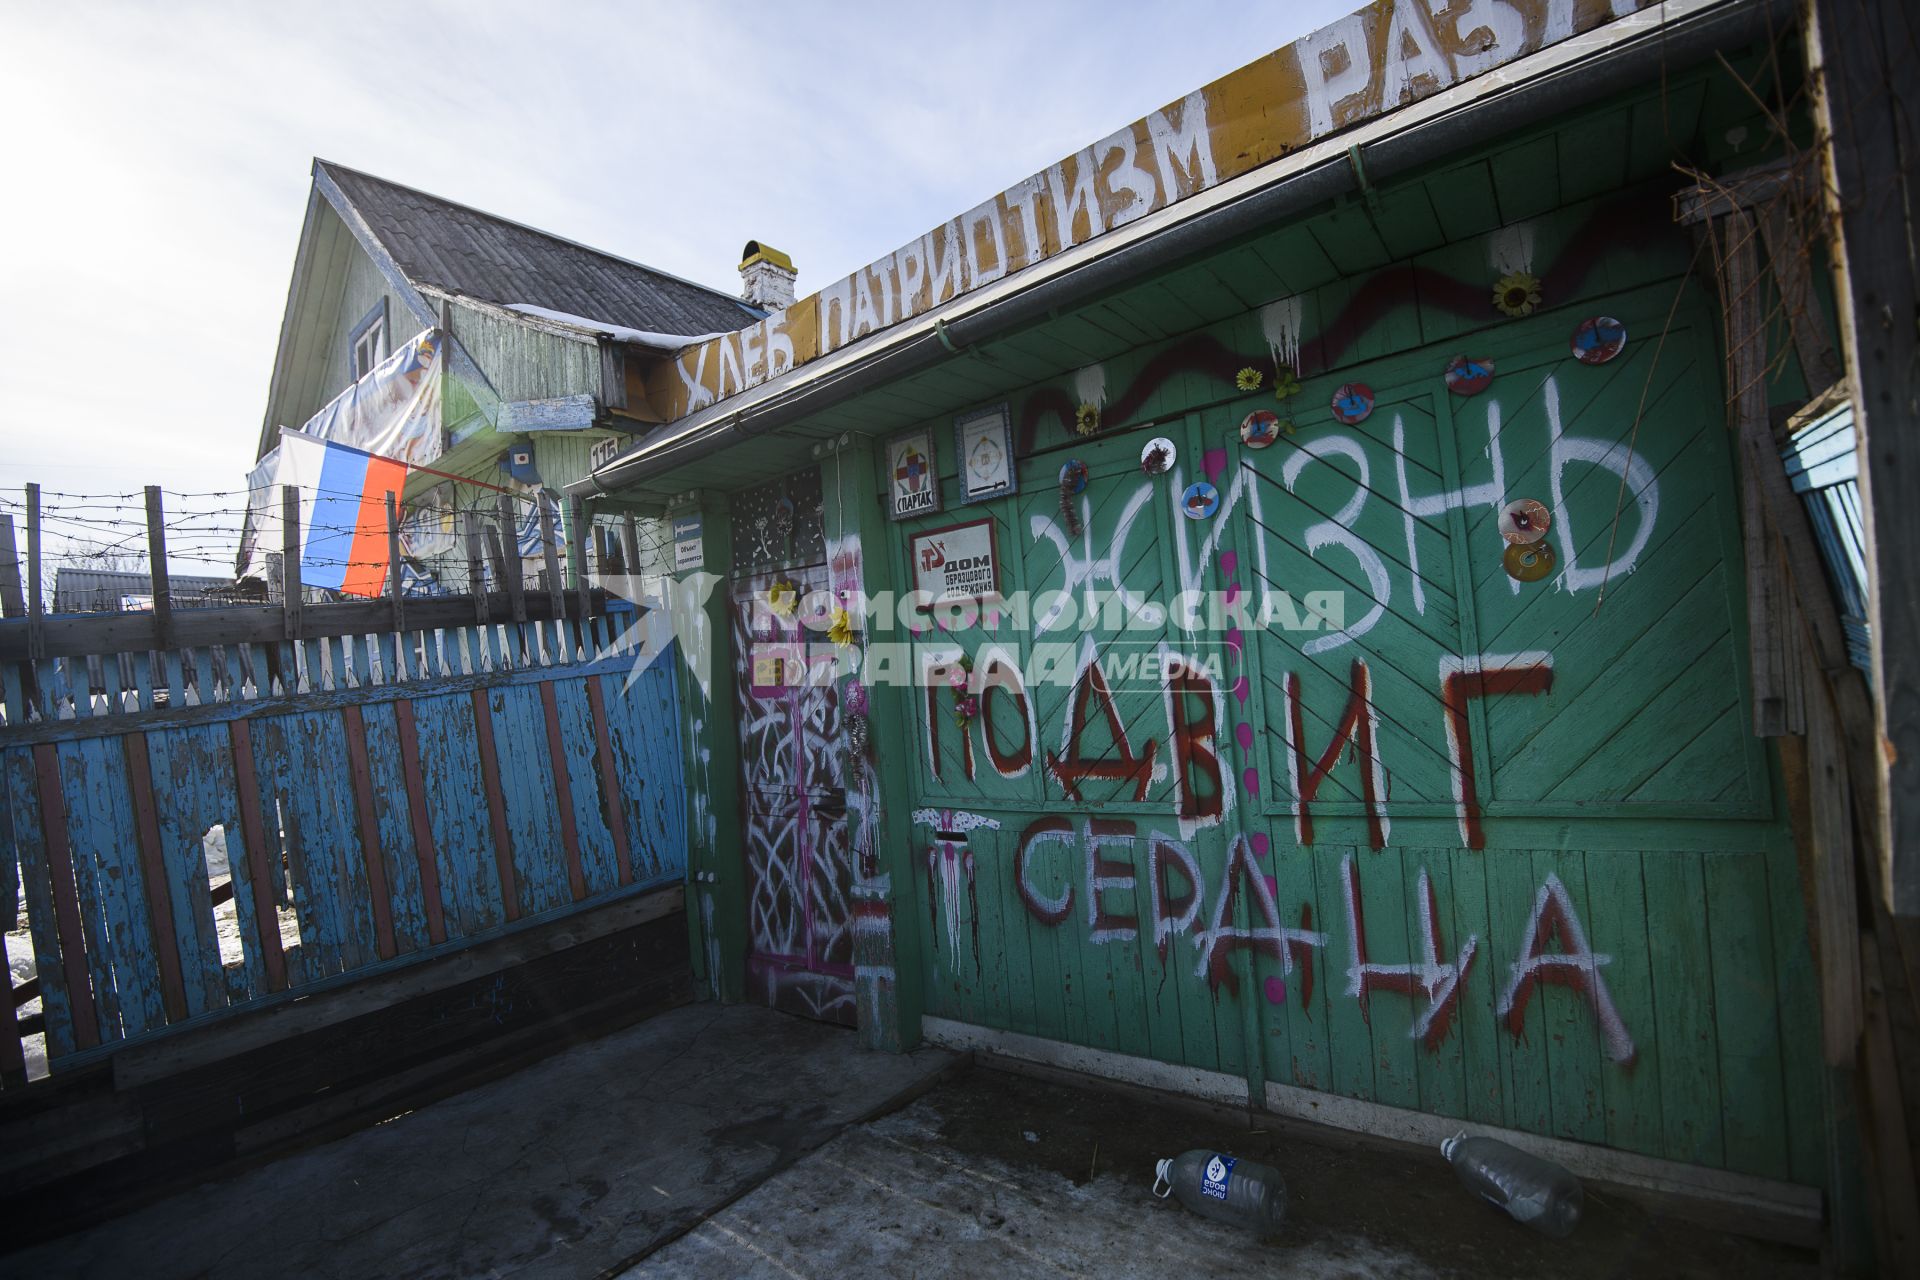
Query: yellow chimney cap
[[740, 240, 795, 273]]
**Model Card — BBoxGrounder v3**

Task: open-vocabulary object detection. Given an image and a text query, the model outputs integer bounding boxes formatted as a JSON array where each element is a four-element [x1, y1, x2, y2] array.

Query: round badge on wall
[[1498, 499, 1552, 545], [1445, 355, 1495, 395], [1571, 316, 1628, 365], [1181, 482, 1220, 520], [1503, 540, 1557, 583], [1239, 410, 1281, 449], [1059, 459, 1089, 494], [1140, 437, 1178, 475], [1331, 383, 1375, 425]]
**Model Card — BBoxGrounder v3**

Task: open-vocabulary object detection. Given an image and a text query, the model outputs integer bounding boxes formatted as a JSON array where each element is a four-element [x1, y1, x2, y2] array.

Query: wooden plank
[[385, 491, 404, 636], [25, 484, 43, 662], [539, 494, 566, 660], [392, 699, 448, 945], [340, 704, 398, 961], [1705, 849, 1790, 1179], [144, 486, 172, 651], [122, 733, 188, 1024], [0, 513, 22, 618], [0, 744, 26, 1083], [584, 678, 634, 885], [226, 718, 288, 992], [470, 687, 521, 923], [538, 680, 588, 902], [31, 744, 98, 1049], [281, 486, 302, 641], [1812, 0, 1920, 912], [495, 496, 526, 626]]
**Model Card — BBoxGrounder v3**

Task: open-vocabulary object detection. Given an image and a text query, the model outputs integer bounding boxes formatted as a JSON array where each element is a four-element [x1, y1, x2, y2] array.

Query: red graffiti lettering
[[1167, 661, 1224, 829], [1148, 831, 1201, 960], [1340, 854, 1476, 1050], [1046, 659, 1157, 800], [979, 654, 1034, 778], [1014, 816, 1075, 925], [1282, 660, 1389, 849], [1196, 836, 1326, 995], [1438, 653, 1553, 850], [1499, 872, 1635, 1065], [1084, 818, 1138, 943]]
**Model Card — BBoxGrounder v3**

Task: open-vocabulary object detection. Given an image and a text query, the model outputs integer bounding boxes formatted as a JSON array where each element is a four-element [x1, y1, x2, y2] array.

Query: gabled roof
[[316, 160, 764, 336]]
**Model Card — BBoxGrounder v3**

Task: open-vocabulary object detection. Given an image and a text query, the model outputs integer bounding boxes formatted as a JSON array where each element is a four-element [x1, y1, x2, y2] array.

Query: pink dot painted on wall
[[1220, 550, 1238, 577], [1203, 448, 1228, 482], [1232, 675, 1250, 704], [1251, 832, 1270, 858], [1235, 722, 1254, 751], [1264, 976, 1287, 1005], [1242, 767, 1261, 797], [1226, 627, 1244, 656], [1263, 874, 1279, 898]]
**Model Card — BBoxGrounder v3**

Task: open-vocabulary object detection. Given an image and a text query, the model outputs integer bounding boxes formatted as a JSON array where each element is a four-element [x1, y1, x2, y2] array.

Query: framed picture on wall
[[910, 516, 999, 603], [886, 427, 942, 522], [954, 403, 1016, 504]]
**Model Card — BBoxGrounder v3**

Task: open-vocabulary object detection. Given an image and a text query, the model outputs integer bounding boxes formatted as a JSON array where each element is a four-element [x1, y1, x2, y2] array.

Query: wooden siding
[[841, 184, 1824, 1189]]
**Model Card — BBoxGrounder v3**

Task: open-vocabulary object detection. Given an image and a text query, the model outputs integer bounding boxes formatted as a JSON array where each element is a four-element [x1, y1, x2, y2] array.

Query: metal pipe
[[574, 0, 1785, 498]]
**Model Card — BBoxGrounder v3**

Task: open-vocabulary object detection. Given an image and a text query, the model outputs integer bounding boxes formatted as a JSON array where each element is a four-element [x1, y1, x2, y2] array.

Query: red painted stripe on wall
[[392, 699, 448, 945], [226, 720, 288, 992], [31, 744, 100, 1049], [341, 705, 398, 959], [123, 733, 189, 1023], [538, 681, 588, 901], [585, 678, 634, 885], [470, 689, 521, 922]]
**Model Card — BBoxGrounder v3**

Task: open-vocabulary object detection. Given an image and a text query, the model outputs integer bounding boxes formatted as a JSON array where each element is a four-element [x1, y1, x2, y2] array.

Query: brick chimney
[[739, 240, 797, 311]]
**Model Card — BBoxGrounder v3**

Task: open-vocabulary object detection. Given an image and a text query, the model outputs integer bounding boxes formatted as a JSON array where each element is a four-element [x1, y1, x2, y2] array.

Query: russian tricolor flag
[[276, 429, 409, 597]]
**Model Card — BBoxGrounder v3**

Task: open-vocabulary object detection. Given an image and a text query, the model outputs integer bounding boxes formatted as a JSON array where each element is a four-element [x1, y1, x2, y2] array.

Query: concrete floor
[[3, 1003, 1820, 1279], [636, 1069, 1820, 1280], [0, 1004, 956, 1280]]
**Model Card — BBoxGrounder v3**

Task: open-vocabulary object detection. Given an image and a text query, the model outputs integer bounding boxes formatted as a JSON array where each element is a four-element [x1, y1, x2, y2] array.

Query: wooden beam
[[25, 484, 43, 662], [144, 486, 172, 651], [281, 486, 302, 641], [463, 513, 487, 626], [494, 497, 526, 625], [384, 491, 404, 636], [0, 514, 25, 618], [1811, 0, 1920, 912]]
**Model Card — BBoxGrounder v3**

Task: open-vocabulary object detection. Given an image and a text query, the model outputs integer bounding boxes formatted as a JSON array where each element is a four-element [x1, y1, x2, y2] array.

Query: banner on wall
[[910, 517, 999, 603], [299, 328, 444, 466]]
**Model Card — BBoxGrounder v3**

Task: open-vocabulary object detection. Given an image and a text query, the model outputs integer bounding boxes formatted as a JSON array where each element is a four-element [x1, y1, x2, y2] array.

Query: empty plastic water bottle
[[1152, 1149, 1288, 1236], [1441, 1132, 1583, 1237]]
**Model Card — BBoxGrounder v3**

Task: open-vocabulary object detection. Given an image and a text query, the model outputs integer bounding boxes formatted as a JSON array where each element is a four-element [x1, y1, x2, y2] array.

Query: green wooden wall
[[842, 188, 1825, 1189]]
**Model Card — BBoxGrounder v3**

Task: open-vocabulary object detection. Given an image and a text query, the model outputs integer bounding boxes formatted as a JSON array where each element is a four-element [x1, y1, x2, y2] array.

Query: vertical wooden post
[[494, 496, 525, 623], [25, 484, 43, 661], [620, 512, 641, 583], [567, 496, 592, 630], [385, 491, 405, 636], [538, 493, 565, 658], [145, 486, 172, 651], [0, 514, 23, 618], [1810, 0, 1920, 914], [464, 511, 487, 625], [281, 486, 302, 640]]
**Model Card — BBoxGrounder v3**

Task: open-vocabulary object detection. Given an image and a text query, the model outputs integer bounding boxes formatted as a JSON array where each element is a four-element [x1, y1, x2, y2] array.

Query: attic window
[[349, 299, 388, 381]]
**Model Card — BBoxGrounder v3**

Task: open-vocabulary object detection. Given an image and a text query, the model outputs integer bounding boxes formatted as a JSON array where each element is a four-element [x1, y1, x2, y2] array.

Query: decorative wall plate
[[1059, 459, 1089, 494], [1571, 316, 1628, 364], [1503, 540, 1557, 582], [1141, 437, 1178, 474], [1181, 481, 1220, 520], [1239, 411, 1281, 449], [1331, 382, 1375, 425], [1498, 498, 1552, 545], [1445, 355, 1496, 395]]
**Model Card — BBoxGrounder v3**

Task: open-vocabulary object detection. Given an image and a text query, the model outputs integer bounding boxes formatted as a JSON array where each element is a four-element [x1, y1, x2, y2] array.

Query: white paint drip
[[1259, 295, 1305, 373], [1073, 362, 1108, 409]]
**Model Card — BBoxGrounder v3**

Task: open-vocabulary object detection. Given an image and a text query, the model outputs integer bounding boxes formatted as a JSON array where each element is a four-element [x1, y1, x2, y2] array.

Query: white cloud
[[0, 0, 1350, 572]]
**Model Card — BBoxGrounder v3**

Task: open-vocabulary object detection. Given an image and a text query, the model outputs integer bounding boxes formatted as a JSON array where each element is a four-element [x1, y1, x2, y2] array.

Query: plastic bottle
[[1440, 1132, 1583, 1238], [1152, 1149, 1288, 1236]]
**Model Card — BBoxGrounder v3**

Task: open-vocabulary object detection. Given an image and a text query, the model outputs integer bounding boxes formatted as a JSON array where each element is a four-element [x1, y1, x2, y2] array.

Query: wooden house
[[554, 0, 1917, 1261]]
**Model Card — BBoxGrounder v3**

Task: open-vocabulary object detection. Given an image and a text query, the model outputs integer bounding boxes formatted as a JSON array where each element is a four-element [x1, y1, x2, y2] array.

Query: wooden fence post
[[464, 512, 487, 625], [494, 495, 525, 624], [620, 512, 641, 583], [281, 486, 303, 640], [145, 486, 172, 651], [538, 493, 564, 657], [567, 496, 592, 630], [25, 484, 43, 661], [0, 514, 23, 619], [385, 491, 405, 637]]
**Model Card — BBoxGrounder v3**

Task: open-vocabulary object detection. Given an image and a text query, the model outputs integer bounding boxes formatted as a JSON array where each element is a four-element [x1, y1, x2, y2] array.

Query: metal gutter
[[573, 0, 1786, 498]]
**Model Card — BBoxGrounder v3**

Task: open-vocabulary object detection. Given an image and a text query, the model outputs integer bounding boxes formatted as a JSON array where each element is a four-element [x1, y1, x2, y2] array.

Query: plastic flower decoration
[[953, 694, 980, 727], [766, 577, 798, 617], [1235, 366, 1264, 392], [1493, 271, 1542, 317], [827, 606, 854, 648], [1074, 402, 1101, 436], [1271, 368, 1302, 401]]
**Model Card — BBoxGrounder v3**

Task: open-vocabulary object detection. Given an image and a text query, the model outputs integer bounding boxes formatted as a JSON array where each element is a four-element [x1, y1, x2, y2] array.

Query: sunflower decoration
[[827, 606, 855, 648], [1235, 366, 1265, 392], [766, 577, 799, 617], [1493, 271, 1542, 318], [1074, 402, 1101, 437]]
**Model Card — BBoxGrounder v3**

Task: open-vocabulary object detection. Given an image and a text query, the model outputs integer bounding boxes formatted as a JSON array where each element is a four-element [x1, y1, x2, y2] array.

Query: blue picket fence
[[0, 607, 687, 1078]]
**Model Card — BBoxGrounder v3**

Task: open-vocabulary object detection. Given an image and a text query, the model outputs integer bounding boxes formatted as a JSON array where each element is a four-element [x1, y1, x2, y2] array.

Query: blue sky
[[0, 0, 1351, 574]]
